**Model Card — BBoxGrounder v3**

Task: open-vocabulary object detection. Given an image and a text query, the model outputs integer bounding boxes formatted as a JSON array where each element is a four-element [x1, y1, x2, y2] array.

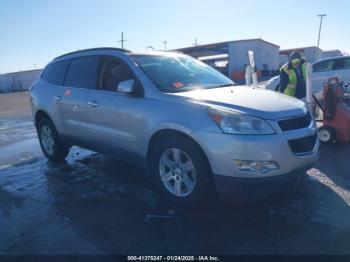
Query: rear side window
[[333, 58, 350, 70], [65, 56, 100, 89], [345, 58, 350, 69], [313, 60, 333, 72], [42, 60, 70, 85]]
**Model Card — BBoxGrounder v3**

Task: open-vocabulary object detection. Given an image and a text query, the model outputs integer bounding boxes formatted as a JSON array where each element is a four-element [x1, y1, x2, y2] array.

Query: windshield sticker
[[173, 82, 184, 88], [64, 89, 72, 96]]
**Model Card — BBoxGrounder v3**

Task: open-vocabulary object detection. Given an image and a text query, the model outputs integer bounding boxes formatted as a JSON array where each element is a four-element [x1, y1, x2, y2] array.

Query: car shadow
[[313, 143, 350, 191], [43, 150, 350, 255]]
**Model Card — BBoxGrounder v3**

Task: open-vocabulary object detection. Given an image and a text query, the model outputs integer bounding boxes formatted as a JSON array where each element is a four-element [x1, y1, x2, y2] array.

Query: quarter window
[[65, 56, 100, 89], [42, 60, 70, 85]]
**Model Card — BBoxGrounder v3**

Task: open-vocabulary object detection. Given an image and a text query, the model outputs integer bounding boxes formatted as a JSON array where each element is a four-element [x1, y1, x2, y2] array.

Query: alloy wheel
[[41, 125, 55, 156], [159, 148, 197, 197]]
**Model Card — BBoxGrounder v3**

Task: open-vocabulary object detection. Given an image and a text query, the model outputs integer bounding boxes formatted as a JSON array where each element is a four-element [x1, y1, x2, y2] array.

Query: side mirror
[[117, 79, 135, 94]]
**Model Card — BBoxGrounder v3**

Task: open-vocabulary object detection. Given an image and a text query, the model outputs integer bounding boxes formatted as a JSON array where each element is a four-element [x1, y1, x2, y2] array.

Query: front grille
[[288, 134, 317, 154], [278, 112, 312, 131]]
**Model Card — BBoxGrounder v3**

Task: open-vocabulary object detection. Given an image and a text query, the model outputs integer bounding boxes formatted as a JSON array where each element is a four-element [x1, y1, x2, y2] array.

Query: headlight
[[207, 108, 275, 135]]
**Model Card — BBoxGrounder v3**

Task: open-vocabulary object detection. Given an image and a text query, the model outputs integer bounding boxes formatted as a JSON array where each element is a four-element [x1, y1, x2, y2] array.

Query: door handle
[[54, 96, 62, 102], [88, 101, 99, 108]]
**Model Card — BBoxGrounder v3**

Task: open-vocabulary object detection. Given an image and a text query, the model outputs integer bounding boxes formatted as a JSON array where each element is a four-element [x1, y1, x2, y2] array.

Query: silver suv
[[30, 48, 319, 205]]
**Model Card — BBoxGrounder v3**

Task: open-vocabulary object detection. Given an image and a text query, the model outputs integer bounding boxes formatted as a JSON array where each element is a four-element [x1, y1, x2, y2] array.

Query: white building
[[279, 46, 322, 65], [0, 69, 42, 93], [175, 39, 280, 82], [322, 49, 343, 59]]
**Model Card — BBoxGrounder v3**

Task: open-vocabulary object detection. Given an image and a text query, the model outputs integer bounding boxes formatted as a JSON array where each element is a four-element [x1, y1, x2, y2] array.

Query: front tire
[[318, 125, 336, 144], [38, 118, 69, 162], [148, 136, 213, 206]]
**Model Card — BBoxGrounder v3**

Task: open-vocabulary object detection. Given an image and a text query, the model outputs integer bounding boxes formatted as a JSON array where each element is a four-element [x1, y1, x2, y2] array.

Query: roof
[[53, 47, 130, 61], [0, 69, 43, 76], [314, 55, 349, 63], [280, 46, 321, 55], [174, 38, 280, 52], [322, 49, 342, 53]]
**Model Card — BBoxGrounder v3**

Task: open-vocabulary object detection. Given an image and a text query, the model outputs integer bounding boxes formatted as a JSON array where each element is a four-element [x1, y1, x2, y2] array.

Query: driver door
[[85, 56, 147, 157]]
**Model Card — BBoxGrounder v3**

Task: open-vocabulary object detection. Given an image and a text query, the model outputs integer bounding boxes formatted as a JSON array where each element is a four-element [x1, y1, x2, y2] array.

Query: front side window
[[131, 54, 234, 93], [42, 60, 70, 86], [97, 57, 133, 92], [313, 60, 333, 73], [64, 56, 100, 89]]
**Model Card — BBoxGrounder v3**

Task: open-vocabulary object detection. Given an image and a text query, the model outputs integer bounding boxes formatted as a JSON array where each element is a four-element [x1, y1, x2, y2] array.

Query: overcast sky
[[1, 0, 349, 73]]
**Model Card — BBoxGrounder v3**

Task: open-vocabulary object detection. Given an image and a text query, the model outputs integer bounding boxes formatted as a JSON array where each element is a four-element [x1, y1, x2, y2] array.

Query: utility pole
[[163, 41, 168, 51], [118, 32, 127, 48], [192, 38, 200, 46], [317, 14, 326, 48]]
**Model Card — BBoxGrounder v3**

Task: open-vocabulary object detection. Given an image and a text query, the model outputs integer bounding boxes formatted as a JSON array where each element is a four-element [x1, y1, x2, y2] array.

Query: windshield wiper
[[203, 83, 236, 89], [218, 83, 236, 87]]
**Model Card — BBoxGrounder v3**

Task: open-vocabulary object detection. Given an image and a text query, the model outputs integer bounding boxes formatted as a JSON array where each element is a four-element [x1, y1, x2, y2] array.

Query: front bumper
[[192, 122, 319, 201], [193, 123, 319, 179], [214, 164, 312, 202]]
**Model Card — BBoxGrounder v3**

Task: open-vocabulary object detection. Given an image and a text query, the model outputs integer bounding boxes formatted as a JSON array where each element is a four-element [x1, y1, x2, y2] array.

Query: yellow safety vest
[[281, 63, 307, 97]]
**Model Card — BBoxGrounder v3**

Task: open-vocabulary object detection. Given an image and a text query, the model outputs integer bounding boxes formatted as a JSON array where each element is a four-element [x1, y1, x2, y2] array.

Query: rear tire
[[318, 125, 336, 144], [38, 118, 69, 162], [148, 136, 213, 207]]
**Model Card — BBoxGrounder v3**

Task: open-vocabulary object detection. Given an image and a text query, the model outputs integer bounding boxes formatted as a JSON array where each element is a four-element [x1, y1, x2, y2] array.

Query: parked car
[[29, 48, 319, 205], [265, 56, 350, 93], [312, 56, 350, 92], [264, 75, 280, 91]]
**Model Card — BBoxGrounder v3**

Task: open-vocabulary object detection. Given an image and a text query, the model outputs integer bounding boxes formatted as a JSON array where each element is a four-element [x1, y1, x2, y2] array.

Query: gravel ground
[[0, 92, 349, 255]]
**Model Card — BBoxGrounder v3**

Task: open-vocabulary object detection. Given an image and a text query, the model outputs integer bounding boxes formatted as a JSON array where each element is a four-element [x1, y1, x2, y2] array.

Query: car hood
[[171, 86, 307, 120]]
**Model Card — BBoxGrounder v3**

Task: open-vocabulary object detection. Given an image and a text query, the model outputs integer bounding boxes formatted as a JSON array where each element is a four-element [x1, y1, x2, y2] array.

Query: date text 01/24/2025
[[127, 256, 220, 261]]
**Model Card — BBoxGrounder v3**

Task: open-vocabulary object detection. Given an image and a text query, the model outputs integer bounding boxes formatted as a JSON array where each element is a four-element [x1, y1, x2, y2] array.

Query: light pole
[[317, 14, 326, 48]]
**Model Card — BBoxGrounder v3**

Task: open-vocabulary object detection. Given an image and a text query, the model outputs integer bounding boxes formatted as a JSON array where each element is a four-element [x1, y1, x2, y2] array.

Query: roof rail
[[53, 47, 130, 60]]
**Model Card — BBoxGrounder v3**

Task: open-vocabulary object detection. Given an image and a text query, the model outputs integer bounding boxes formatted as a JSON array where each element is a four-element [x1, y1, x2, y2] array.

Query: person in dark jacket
[[279, 51, 307, 99]]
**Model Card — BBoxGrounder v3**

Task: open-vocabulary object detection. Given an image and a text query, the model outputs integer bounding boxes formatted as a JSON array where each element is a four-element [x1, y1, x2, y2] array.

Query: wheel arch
[[146, 129, 213, 174], [35, 109, 53, 129]]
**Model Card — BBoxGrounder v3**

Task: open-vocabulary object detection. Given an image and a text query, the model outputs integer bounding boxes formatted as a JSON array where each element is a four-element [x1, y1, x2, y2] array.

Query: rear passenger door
[[57, 55, 100, 141], [41, 59, 71, 133]]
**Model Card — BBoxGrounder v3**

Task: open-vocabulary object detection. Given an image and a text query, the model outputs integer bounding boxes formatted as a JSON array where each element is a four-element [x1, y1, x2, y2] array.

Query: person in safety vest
[[279, 51, 307, 99]]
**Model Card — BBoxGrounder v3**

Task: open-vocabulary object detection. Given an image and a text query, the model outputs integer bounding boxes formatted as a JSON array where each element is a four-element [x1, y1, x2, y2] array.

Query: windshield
[[131, 54, 235, 93]]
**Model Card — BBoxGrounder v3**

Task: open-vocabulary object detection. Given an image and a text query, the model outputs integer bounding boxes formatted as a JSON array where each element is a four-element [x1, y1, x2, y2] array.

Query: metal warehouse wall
[[228, 40, 279, 79], [0, 69, 42, 93], [303, 47, 322, 63], [322, 50, 343, 59], [279, 54, 289, 67]]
